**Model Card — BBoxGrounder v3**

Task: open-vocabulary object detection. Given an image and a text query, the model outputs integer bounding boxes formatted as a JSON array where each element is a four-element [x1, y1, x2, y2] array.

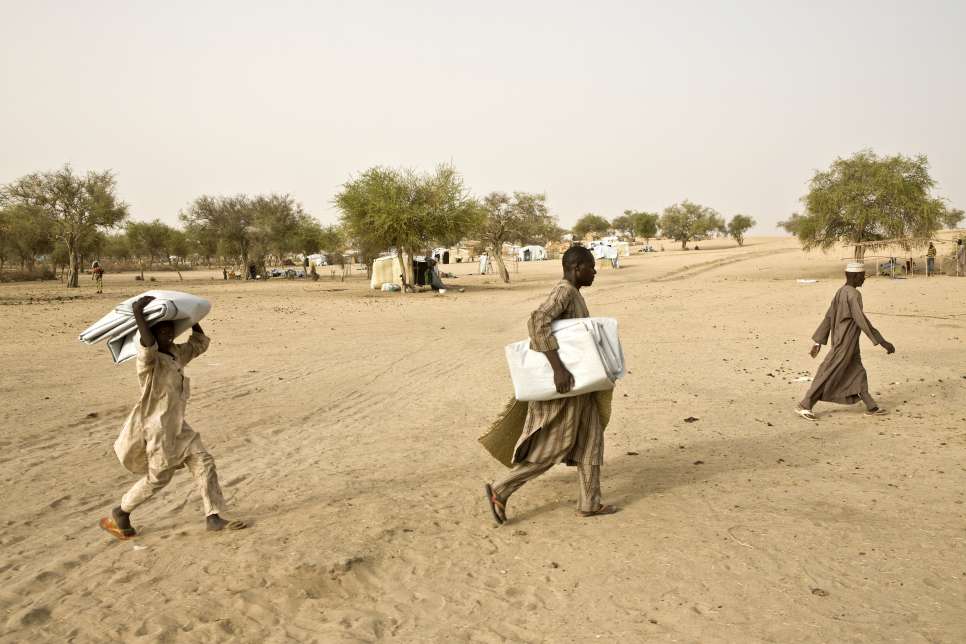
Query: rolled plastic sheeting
[[505, 317, 625, 402], [79, 290, 211, 364]]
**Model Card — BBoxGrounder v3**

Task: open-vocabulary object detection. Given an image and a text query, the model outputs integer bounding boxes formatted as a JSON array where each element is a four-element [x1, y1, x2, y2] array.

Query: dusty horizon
[[2, 1, 964, 234]]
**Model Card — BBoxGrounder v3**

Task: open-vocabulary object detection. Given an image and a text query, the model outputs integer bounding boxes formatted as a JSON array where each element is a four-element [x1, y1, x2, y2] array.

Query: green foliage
[[0, 164, 128, 286], [335, 164, 482, 286], [572, 213, 610, 239], [622, 210, 659, 241], [611, 214, 633, 236], [794, 150, 949, 258], [659, 201, 723, 249], [478, 192, 561, 283], [778, 213, 808, 236], [126, 219, 172, 264], [103, 232, 132, 261], [941, 208, 964, 230], [727, 214, 756, 246], [3, 203, 54, 270]]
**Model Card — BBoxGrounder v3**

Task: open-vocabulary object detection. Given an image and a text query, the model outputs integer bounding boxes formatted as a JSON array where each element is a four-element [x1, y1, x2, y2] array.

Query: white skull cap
[[845, 261, 865, 273]]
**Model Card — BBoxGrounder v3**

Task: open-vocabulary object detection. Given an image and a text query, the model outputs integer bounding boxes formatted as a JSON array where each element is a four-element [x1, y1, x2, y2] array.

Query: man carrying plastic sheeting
[[795, 262, 896, 421], [99, 295, 246, 539], [485, 246, 618, 525]]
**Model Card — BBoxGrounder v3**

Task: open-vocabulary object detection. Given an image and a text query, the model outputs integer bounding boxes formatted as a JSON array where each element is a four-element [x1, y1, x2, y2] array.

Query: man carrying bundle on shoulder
[[484, 245, 618, 524]]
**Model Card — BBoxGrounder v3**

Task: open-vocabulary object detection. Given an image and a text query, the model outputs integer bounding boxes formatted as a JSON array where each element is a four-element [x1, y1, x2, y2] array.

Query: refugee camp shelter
[[369, 254, 438, 289], [431, 246, 472, 264], [370, 255, 405, 289], [588, 240, 630, 259], [516, 245, 547, 261]]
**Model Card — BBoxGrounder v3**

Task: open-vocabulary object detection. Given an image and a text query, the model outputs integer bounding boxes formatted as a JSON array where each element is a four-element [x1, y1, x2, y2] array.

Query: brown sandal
[[484, 484, 506, 525], [577, 504, 619, 518], [99, 517, 136, 540]]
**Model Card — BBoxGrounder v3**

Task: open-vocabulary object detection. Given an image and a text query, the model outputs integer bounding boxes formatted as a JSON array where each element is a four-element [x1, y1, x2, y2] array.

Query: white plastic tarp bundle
[[79, 290, 211, 364], [505, 317, 625, 401]]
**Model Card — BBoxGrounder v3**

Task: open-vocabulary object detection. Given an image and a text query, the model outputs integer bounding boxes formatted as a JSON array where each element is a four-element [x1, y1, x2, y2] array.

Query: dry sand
[[1, 236, 964, 643]]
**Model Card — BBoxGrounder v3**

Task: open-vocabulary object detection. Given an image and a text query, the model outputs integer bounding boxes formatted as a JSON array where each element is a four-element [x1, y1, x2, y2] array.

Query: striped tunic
[[512, 280, 604, 466]]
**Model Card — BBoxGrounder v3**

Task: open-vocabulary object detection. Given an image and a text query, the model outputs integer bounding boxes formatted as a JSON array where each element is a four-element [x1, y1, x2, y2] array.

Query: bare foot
[[206, 514, 247, 532]]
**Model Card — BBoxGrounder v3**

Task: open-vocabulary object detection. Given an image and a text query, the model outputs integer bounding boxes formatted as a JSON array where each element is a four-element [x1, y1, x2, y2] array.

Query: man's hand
[[881, 340, 896, 354], [552, 364, 575, 394], [809, 344, 821, 359]]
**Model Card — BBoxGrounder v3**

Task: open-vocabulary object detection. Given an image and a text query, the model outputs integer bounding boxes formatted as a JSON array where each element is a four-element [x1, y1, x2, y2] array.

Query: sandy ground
[[1, 236, 964, 643]]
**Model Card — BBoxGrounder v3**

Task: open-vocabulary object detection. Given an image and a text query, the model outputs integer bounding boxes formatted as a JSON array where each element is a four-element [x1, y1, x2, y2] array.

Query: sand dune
[[1, 236, 964, 643]]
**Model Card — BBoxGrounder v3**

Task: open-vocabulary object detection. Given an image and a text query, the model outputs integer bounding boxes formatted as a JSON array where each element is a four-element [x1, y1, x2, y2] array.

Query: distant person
[[222, 267, 228, 280], [485, 245, 617, 524], [91, 261, 104, 293], [99, 295, 246, 540], [927, 242, 937, 276], [795, 262, 896, 421], [956, 239, 965, 277], [310, 264, 319, 281], [248, 263, 257, 280]]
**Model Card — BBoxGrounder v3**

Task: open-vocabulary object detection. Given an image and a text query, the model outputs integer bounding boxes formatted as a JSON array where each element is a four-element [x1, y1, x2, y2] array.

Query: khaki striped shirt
[[513, 280, 604, 466]]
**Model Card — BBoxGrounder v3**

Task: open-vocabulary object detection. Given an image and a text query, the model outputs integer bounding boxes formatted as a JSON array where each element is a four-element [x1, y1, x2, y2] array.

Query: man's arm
[[808, 305, 833, 358], [847, 291, 895, 353], [528, 285, 575, 394], [133, 296, 156, 347]]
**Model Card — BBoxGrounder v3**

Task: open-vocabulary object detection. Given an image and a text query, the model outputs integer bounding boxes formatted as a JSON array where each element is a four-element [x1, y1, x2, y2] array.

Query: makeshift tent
[[516, 245, 547, 261], [79, 290, 211, 364], [370, 255, 405, 290], [431, 246, 471, 264], [369, 255, 435, 289]]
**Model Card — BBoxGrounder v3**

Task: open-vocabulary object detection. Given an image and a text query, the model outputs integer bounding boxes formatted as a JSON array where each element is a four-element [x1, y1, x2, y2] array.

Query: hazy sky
[[2, 1, 964, 233]]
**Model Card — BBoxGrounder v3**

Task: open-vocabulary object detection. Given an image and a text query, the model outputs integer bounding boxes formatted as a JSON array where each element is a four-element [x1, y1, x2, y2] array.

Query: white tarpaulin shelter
[[370, 255, 405, 290], [516, 245, 547, 261], [79, 290, 211, 364], [505, 317, 625, 401]]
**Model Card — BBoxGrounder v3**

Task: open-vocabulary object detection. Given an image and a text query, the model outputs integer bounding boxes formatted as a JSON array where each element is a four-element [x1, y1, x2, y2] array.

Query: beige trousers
[[493, 462, 601, 513], [121, 436, 226, 516]]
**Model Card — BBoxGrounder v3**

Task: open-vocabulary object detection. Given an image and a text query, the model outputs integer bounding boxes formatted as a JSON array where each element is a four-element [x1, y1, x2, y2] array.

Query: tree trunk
[[66, 238, 80, 288], [491, 248, 511, 283], [400, 249, 413, 292], [681, 239, 688, 250]]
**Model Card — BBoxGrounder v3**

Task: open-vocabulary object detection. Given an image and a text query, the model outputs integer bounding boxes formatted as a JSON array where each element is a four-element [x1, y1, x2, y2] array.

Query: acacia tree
[[573, 213, 610, 240], [0, 165, 128, 287], [126, 219, 171, 278], [659, 201, 722, 249], [183, 219, 219, 267], [5, 204, 54, 271], [727, 214, 756, 247], [181, 195, 255, 275], [623, 210, 659, 244], [941, 208, 964, 230], [611, 214, 633, 237], [336, 164, 481, 291], [794, 150, 950, 259], [479, 191, 560, 283]]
